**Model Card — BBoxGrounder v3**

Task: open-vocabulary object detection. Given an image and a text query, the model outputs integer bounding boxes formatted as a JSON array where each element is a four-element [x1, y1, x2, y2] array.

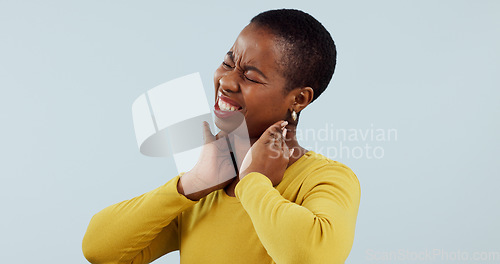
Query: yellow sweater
[[82, 151, 361, 264]]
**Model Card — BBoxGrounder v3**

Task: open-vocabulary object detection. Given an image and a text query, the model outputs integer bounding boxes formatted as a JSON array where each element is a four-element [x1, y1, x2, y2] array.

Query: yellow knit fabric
[[83, 151, 361, 264]]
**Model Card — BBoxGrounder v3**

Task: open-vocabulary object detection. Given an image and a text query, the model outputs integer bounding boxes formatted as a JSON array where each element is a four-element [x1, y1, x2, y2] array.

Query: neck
[[248, 125, 307, 167], [224, 125, 307, 197]]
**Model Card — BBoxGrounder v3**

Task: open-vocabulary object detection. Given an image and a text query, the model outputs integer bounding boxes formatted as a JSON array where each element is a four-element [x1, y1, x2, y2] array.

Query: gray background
[[1, 0, 499, 263]]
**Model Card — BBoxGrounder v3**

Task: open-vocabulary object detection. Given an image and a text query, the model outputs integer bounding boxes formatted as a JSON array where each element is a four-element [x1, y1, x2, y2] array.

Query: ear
[[289, 87, 314, 113]]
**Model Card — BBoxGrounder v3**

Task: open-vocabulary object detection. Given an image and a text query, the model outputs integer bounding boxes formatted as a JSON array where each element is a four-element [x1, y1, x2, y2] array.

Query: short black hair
[[250, 9, 336, 102]]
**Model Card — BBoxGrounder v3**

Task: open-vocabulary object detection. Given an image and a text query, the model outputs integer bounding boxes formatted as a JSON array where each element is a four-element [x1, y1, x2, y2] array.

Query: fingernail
[[282, 128, 287, 138], [289, 148, 295, 158], [281, 121, 288, 127]]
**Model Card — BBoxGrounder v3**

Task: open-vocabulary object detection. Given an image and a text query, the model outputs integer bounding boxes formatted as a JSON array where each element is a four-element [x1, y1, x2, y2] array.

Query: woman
[[83, 9, 360, 264]]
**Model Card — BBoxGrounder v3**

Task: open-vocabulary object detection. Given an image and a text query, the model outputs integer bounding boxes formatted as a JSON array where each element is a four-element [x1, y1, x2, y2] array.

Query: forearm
[[82, 175, 196, 264], [235, 172, 360, 264]]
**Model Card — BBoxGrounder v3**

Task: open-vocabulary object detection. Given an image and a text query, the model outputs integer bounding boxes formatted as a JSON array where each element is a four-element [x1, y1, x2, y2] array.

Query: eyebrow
[[227, 51, 268, 79]]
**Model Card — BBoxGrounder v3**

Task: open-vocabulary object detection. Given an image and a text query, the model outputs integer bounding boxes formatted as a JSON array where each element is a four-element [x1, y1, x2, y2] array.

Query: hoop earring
[[291, 110, 297, 122]]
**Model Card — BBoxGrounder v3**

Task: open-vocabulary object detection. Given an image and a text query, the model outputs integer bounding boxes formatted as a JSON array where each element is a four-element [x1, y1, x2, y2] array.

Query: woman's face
[[213, 23, 293, 138]]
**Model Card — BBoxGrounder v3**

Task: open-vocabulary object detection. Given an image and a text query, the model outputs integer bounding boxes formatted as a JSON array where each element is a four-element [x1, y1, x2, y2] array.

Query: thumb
[[202, 121, 216, 144]]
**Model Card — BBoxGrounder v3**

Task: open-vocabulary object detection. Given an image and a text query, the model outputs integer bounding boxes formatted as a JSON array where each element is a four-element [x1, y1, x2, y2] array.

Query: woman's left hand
[[239, 120, 294, 186]]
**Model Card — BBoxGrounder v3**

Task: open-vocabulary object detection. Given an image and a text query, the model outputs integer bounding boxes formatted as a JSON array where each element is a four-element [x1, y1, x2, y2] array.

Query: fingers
[[215, 130, 228, 140], [202, 121, 216, 144], [270, 120, 288, 130], [261, 120, 291, 159], [265, 120, 287, 140], [289, 148, 295, 158], [280, 125, 293, 159], [274, 121, 288, 145]]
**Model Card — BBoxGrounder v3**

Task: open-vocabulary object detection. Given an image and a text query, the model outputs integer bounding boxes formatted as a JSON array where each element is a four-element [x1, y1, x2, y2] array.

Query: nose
[[219, 71, 240, 93]]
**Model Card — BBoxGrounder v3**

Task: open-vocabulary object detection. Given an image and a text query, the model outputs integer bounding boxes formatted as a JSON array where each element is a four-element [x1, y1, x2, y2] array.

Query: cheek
[[243, 89, 288, 137], [245, 89, 286, 116]]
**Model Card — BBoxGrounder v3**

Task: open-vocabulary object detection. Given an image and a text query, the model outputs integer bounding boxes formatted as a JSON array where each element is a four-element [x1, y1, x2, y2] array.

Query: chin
[[214, 112, 247, 135]]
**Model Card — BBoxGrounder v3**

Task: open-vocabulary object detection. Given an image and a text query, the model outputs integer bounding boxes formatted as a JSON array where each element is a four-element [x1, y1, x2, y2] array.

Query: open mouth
[[214, 91, 243, 118], [217, 97, 242, 111]]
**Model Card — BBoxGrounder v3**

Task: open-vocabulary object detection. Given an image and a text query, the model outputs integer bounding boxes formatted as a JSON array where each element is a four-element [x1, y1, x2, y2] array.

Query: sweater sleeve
[[234, 165, 361, 264], [82, 175, 197, 264]]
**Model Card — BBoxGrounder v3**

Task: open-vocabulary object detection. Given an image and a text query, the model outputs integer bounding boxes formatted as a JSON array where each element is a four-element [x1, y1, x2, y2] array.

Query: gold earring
[[291, 110, 297, 122]]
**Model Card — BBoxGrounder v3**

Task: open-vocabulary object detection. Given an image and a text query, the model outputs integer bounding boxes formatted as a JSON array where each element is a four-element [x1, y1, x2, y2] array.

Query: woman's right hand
[[177, 122, 238, 200]]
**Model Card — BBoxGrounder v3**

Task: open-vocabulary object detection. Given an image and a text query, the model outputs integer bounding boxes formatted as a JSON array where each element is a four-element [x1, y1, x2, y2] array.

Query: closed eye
[[244, 74, 260, 84], [222, 59, 261, 84], [222, 61, 234, 69]]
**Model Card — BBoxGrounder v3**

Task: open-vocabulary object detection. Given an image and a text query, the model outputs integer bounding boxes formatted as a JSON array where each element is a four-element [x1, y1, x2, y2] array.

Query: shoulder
[[298, 151, 361, 200], [297, 151, 359, 181]]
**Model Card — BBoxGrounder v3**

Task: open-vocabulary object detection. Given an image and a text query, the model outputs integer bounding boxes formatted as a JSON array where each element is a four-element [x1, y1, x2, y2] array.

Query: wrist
[[177, 172, 209, 201]]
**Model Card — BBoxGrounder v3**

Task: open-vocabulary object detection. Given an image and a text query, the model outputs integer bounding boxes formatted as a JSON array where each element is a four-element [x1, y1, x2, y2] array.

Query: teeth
[[218, 98, 239, 111]]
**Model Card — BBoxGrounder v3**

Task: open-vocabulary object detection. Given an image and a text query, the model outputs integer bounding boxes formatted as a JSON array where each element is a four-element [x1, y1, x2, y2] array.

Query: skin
[[178, 23, 314, 199]]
